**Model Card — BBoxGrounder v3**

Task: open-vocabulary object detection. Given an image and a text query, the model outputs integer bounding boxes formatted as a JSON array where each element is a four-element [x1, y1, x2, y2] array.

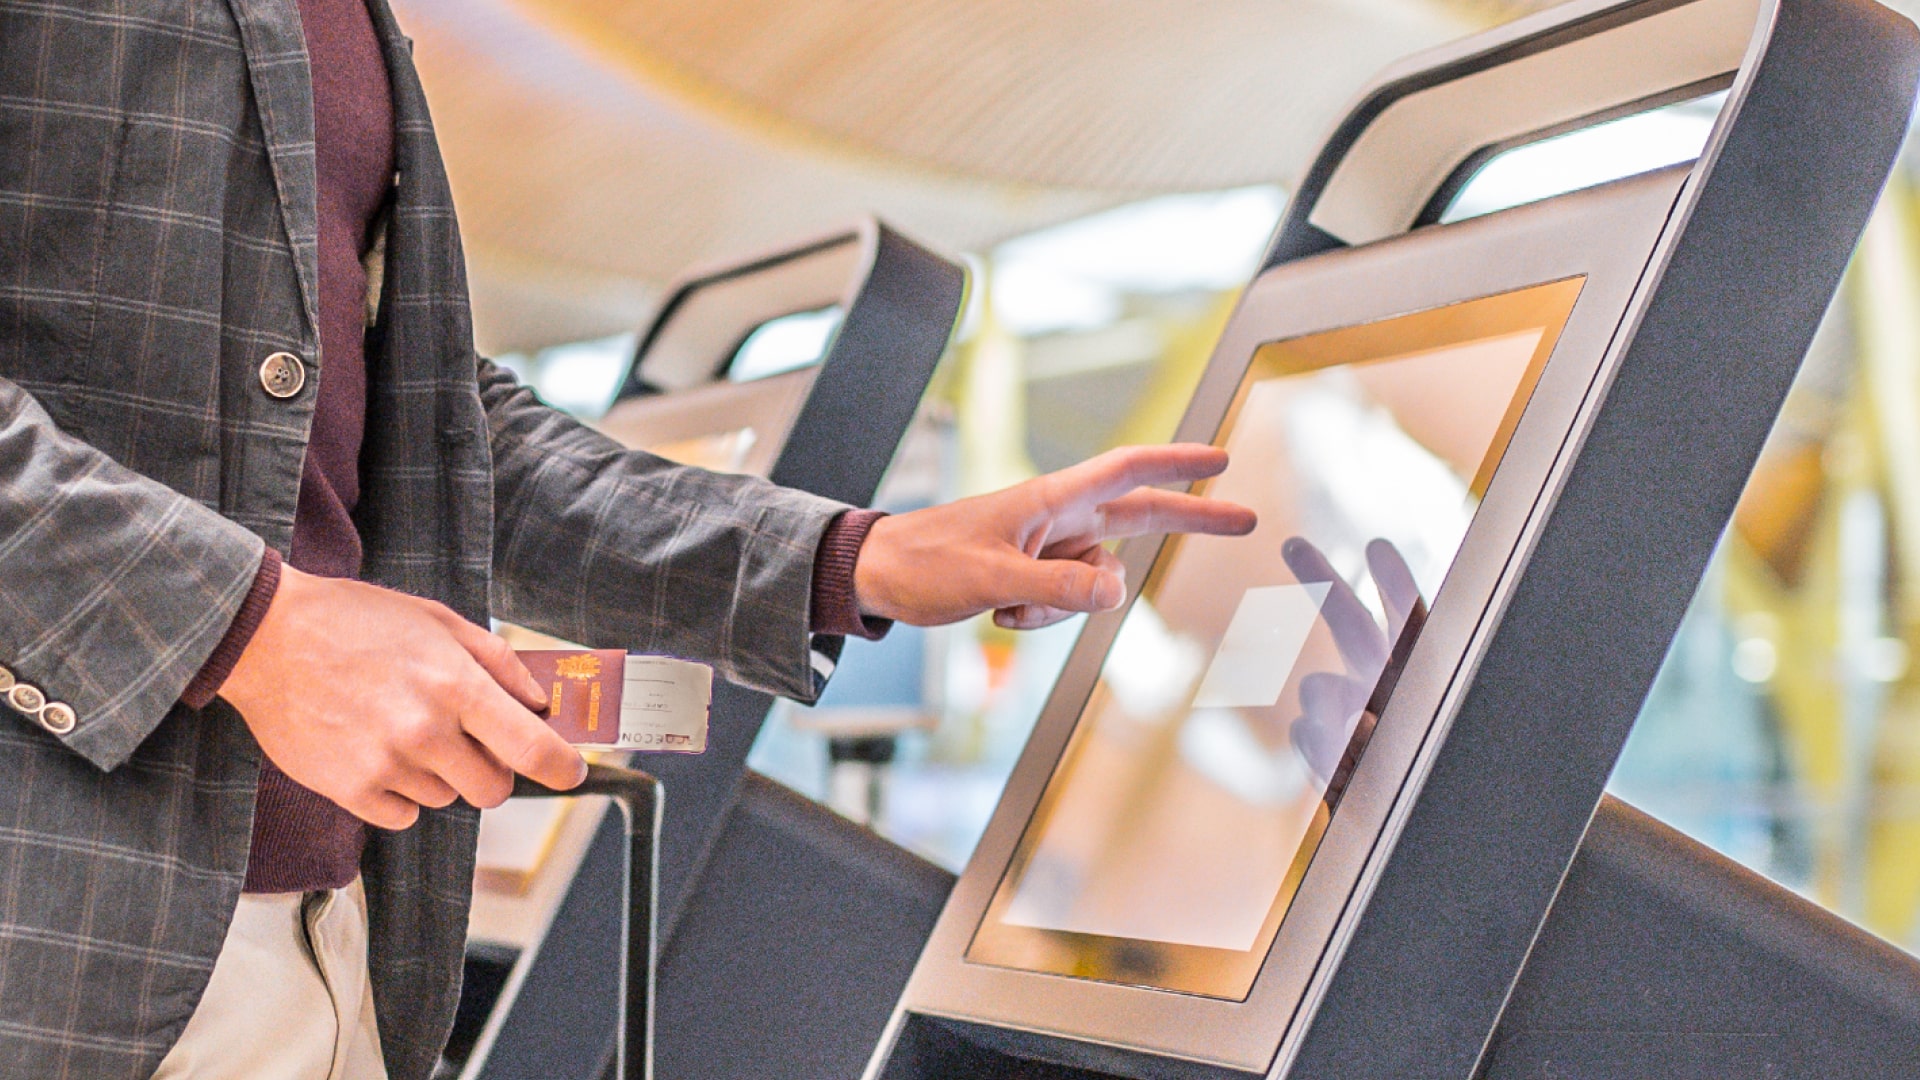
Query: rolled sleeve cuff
[[181, 547, 281, 709], [808, 509, 891, 642]]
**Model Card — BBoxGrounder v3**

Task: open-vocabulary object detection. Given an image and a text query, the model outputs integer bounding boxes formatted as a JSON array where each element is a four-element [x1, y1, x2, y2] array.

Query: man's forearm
[[478, 357, 849, 700], [190, 443, 888, 714]]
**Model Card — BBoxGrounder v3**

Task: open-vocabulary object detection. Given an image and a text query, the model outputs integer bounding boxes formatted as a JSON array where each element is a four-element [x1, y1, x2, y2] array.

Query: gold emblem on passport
[[550, 652, 606, 730], [521, 648, 624, 742]]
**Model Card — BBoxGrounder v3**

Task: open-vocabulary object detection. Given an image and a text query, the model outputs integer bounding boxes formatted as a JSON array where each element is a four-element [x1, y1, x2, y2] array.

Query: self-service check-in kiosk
[[455, 220, 964, 1080], [866, 2, 1920, 1078]]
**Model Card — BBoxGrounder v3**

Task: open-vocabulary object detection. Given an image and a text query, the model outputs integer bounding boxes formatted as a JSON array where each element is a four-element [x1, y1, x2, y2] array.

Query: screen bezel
[[884, 166, 1690, 1075], [964, 278, 1587, 1000]]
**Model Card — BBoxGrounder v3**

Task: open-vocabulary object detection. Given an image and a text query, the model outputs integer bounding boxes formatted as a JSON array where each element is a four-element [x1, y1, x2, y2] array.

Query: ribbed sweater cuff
[[809, 509, 891, 641], [182, 547, 282, 709]]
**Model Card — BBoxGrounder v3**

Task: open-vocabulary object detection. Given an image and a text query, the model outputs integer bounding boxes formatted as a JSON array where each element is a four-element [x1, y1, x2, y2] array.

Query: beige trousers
[[154, 878, 388, 1080]]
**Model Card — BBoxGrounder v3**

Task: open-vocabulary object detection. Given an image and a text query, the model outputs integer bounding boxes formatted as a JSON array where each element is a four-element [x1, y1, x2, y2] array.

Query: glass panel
[[965, 278, 1584, 999], [728, 306, 843, 382], [1442, 92, 1724, 224]]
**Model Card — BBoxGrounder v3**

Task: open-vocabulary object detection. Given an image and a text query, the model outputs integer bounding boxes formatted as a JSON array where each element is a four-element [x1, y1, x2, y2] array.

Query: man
[[0, 1, 1253, 1078]]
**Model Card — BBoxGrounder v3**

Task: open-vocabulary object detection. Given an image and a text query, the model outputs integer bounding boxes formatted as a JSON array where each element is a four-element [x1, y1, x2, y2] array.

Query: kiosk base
[[879, 1014, 1261, 1080], [875, 796, 1920, 1080], [1483, 796, 1920, 1079], [654, 774, 955, 1080]]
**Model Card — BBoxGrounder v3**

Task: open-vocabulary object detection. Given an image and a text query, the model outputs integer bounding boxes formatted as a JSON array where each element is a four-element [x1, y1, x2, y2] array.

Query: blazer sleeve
[[0, 378, 266, 770], [479, 358, 847, 703]]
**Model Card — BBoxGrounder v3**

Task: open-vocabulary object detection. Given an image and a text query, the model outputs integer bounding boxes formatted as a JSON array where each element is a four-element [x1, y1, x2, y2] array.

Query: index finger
[[459, 678, 587, 792], [1081, 488, 1257, 543], [426, 603, 548, 711], [1044, 444, 1232, 510]]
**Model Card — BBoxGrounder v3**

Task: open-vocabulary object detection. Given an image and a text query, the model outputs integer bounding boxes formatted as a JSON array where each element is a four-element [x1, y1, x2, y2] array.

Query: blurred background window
[[1441, 91, 1725, 222], [729, 307, 844, 382]]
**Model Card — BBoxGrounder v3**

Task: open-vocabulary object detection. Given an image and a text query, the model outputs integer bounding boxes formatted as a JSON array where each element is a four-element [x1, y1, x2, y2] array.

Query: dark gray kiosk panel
[[463, 220, 963, 1080], [866, 1, 1920, 1079]]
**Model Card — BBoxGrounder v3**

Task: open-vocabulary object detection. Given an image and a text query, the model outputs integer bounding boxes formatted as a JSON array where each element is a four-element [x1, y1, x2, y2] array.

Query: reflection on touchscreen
[[1284, 536, 1426, 789], [967, 278, 1584, 1000]]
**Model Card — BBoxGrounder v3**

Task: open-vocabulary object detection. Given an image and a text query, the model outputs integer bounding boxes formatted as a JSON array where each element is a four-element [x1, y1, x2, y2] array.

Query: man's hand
[[220, 567, 587, 830], [854, 444, 1257, 630]]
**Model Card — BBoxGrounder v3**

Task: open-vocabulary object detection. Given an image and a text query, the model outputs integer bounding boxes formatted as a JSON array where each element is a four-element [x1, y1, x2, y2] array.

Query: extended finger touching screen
[[966, 278, 1585, 999]]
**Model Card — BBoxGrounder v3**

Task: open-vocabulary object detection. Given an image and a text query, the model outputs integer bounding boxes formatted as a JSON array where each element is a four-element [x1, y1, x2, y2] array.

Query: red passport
[[520, 649, 626, 746]]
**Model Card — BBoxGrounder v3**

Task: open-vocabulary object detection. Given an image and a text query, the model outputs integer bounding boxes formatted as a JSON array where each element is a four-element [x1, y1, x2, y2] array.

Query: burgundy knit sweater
[[181, 0, 883, 894]]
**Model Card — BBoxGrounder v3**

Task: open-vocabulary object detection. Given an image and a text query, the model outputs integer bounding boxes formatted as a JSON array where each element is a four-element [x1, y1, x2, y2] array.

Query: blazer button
[[0, 665, 12, 692], [38, 702, 75, 735], [8, 683, 45, 715], [259, 352, 307, 399]]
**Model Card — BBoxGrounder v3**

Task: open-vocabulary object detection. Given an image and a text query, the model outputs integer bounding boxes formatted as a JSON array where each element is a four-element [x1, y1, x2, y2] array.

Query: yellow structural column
[[1108, 291, 1240, 450], [1850, 175, 1920, 943]]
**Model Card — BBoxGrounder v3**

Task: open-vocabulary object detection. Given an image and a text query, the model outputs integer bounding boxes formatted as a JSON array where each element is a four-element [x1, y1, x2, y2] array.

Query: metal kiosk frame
[[866, 1, 1920, 1078]]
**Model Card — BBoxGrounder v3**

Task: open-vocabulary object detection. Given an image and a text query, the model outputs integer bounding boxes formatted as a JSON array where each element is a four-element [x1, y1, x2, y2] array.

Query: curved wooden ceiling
[[400, 0, 1834, 352]]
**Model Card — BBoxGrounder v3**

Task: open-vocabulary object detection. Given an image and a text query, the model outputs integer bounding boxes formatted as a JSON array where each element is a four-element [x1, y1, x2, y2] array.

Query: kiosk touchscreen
[[967, 280, 1579, 1001], [869, 1, 1920, 1078]]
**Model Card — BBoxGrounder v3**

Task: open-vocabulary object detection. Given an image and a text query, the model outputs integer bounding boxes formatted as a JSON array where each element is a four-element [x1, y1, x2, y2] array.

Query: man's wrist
[[810, 509, 891, 641], [182, 547, 282, 709]]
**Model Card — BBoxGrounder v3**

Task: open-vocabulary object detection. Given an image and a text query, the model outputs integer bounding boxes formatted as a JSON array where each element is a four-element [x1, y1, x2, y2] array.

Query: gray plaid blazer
[[0, 2, 845, 1077]]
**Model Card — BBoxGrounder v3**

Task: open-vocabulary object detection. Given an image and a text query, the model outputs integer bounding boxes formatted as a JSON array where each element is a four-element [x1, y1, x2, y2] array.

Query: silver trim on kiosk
[[865, 0, 1920, 1077]]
